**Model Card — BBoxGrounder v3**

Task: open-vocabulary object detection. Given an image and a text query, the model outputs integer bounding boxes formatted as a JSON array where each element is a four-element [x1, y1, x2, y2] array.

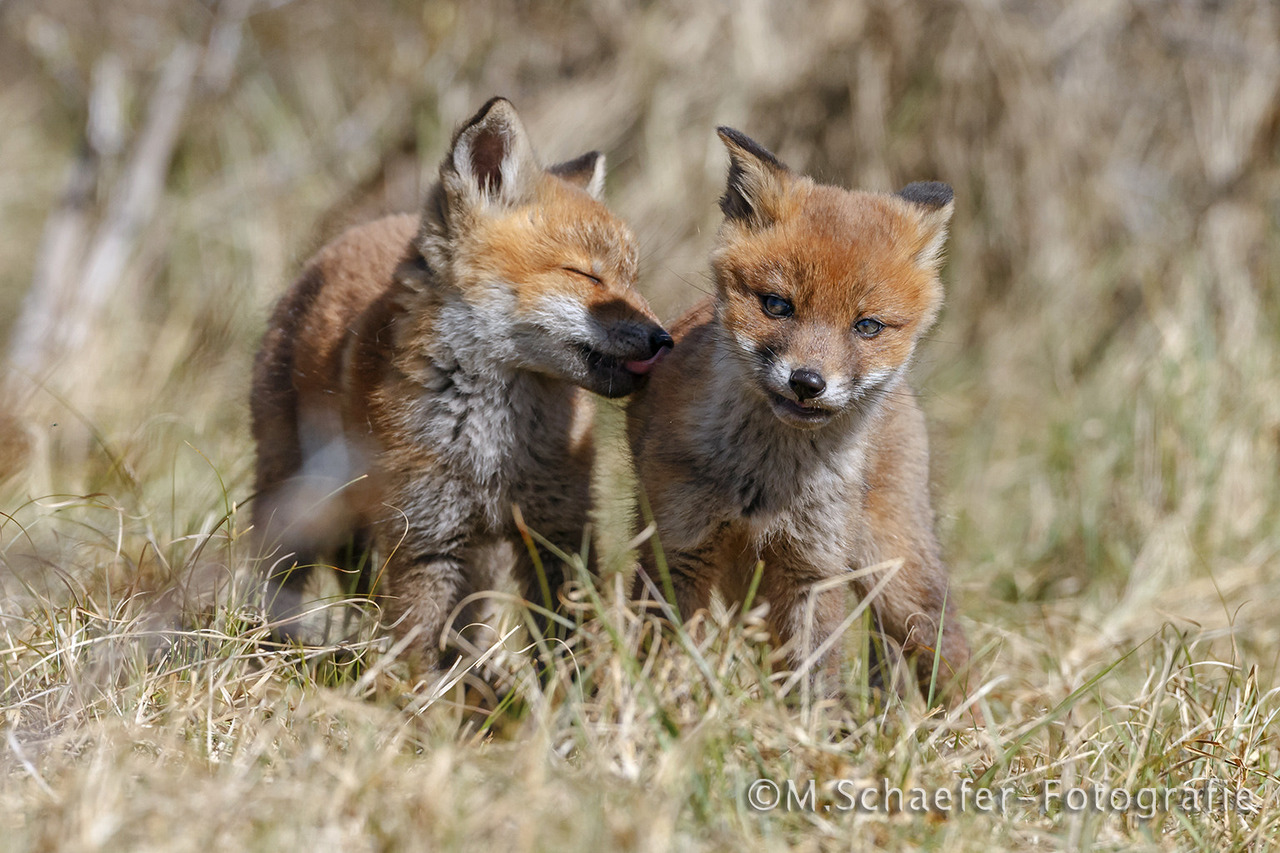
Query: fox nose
[[624, 327, 673, 376], [788, 368, 826, 401], [649, 328, 674, 357]]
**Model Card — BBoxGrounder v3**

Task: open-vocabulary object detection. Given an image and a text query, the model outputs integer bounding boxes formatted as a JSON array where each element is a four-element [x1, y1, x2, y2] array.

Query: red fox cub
[[629, 128, 969, 699], [251, 98, 671, 667]]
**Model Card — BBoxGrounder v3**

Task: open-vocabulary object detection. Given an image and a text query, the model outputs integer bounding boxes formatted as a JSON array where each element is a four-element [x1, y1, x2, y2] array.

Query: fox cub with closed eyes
[[251, 98, 670, 668], [629, 127, 969, 699]]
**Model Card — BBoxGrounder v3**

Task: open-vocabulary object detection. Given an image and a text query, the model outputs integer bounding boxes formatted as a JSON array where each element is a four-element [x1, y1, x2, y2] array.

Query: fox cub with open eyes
[[629, 127, 969, 698], [251, 98, 671, 668]]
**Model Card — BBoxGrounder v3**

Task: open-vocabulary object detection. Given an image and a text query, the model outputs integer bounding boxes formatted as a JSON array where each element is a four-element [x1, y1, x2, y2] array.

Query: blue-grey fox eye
[[854, 318, 884, 338], [760, 293, 793, 318]]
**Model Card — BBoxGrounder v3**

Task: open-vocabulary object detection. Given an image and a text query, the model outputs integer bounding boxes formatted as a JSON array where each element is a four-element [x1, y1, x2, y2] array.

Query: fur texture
[[629, 127, 969, 699], [251, 98, 670, 667]]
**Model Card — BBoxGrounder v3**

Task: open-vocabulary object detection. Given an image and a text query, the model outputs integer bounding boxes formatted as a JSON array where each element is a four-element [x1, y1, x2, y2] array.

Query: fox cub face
[[711, 127, 954, 428], [417, 98, 671, 397]]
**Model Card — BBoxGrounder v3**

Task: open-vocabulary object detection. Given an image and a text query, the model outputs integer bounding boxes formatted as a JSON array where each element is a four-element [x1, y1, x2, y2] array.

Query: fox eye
[[760, 293, 793, 318], [563, 267, 603, 285], [854, 318, 885, 338]]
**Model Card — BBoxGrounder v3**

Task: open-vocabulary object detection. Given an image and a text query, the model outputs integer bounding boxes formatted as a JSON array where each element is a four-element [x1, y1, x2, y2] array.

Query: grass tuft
[[3, 0, 1279, 849]]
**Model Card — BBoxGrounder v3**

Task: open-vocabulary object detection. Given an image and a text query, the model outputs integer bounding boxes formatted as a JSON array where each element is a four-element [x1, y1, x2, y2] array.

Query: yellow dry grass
[[2, 1, 1278, 850]]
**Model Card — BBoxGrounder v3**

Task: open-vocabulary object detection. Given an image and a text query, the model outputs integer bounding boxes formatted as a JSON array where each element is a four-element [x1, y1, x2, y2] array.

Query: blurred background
[[1, 0, 1278, 676]]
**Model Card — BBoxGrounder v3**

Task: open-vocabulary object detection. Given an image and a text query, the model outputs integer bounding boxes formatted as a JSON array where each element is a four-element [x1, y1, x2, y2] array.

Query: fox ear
[[717, 127, 790, 228], [443, 97, 539, 211], [549, 151, 606, 201], [898, 181, 954, 269]]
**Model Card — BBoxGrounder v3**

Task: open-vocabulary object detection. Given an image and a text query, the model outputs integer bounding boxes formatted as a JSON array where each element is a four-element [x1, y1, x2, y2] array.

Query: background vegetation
[[1, 0, 1278, 849]]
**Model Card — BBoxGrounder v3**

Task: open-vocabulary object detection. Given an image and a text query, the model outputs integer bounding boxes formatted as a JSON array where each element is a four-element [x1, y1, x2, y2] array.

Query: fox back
[[251, 98, 669, 663], [630, 128, 968, 699]]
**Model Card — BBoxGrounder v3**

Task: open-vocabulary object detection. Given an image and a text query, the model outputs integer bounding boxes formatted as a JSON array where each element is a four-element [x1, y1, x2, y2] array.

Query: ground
[[1, 1, 1278, 850]]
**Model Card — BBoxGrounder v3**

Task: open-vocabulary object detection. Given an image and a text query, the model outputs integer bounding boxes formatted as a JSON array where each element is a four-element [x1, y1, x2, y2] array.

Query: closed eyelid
[[562, 266, 603, 284]]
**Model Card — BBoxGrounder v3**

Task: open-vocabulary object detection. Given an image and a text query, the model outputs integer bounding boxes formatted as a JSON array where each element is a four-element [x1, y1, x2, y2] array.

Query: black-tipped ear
[[898, 181, 953, 210], [717, 127, 790, 228], [898, 181, 955, 269], [443, 97, 539, 209], [549, 151, 606, 201]]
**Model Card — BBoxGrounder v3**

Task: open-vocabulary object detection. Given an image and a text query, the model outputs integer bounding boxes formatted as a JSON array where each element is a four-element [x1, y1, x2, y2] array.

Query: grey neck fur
[[394, 276, 574, 523], [688, 325, 886, 528]]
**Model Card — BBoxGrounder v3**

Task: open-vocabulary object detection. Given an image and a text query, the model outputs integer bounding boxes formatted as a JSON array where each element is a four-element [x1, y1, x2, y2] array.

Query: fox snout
[[788, 367, 826, 401], [755, 356, 844, 427], [600, 319, 672, 377], [576, 312, 672, 398], [623, 326, 674, 376]]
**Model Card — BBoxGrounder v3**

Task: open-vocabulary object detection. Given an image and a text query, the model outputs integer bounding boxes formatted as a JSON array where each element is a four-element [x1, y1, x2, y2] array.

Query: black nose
[[649, 328, 674, 357], [788, 368, 826, 401]]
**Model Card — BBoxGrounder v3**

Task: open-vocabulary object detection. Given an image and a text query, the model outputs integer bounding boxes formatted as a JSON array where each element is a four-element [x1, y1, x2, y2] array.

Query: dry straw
[[1, 1, 1278, 849]]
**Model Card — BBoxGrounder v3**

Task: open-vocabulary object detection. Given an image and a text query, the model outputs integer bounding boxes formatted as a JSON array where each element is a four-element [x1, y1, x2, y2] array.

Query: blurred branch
[[1, 3, 262, 480], [6, 41, 199, 390], [202, 0, 256, 95], [71, 44, 199, 356], [8, 147, 98, 379]]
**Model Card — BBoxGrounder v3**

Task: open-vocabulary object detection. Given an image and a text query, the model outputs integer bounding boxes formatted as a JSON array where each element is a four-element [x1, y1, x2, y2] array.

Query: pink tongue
[[624, 346, 670, 375]]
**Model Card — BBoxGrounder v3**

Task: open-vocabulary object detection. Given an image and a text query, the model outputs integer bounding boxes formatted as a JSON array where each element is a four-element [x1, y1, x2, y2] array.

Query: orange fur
[[630, 128, 969, 700], [251, 99, 669, 666]]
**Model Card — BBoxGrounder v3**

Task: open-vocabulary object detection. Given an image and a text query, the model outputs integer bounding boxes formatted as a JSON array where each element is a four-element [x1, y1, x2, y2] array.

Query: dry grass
[[2, 0, 1279, 850]]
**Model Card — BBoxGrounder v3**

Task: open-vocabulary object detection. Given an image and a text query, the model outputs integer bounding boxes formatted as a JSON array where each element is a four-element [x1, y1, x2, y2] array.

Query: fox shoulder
[[254, 214, 418, 422]]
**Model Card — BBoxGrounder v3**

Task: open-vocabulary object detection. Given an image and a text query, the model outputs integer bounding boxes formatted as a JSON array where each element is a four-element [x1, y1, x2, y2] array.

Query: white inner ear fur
[[723, 149, 789, 226], [915, 200, 954, 270], [451, 112, 538, 209], [732, 156, 764, 201], [583, 154, 606, 201]]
